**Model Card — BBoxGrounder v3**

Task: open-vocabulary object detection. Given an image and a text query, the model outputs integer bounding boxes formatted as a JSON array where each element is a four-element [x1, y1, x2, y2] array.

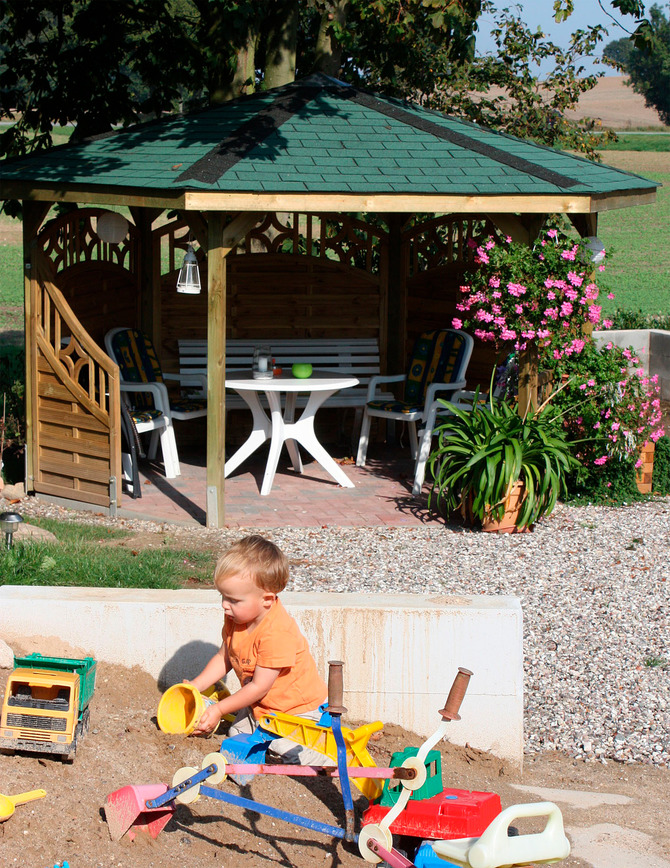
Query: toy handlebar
[[327, 660, 347, 714], [438, 667, 473, 721]]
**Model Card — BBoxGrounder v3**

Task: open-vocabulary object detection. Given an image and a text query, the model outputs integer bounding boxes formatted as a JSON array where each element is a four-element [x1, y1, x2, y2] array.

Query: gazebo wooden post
[[205, 211, 227, 527], [488, 214, 547, 416], [22, 200, 50, 493], [130, 207, 162, 346], [205, 211, 263, 528], [386, 213, 409, 379]]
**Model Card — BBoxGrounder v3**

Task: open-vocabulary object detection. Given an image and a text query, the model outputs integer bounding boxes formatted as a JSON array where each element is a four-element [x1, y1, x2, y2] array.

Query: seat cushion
[[129, 409, 163, 424], [367, 399, 424, 415], [112, 329, 164, 412], [170, 398, 207, 414], [404, 329, 468, 404]]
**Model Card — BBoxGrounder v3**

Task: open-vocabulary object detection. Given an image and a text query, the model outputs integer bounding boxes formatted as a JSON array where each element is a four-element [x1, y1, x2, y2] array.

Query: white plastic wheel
[[201, 751, 228, 784], [358, 823, 393, 863], [399, 755, 427, 790], [171, 766, 201, 804]]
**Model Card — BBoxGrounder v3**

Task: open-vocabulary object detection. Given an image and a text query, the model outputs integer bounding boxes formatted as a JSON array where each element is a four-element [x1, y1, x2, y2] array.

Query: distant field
[[600, 134, 670, 152]]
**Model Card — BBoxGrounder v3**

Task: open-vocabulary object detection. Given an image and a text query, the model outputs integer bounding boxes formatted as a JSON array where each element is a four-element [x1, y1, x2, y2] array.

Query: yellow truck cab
[[0, 655, 95, 761]]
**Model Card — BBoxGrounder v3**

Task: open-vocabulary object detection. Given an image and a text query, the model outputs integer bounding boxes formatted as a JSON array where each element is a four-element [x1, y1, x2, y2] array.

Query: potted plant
[[428, 382, 579, 532]]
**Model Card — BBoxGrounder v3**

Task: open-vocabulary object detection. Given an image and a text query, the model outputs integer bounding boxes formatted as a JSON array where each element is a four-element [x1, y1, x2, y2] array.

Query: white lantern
[[583, 236, 606, 265], [176, 244, 201, 294], [96, 212, 129, 244]]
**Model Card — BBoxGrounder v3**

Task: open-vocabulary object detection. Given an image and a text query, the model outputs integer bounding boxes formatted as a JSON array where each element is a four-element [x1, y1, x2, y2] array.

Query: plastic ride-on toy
[[105, 664, 571, 868]]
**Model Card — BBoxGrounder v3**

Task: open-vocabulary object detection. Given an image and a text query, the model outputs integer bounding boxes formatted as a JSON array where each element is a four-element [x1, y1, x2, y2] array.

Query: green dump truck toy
[[0, 653, 96, 761]]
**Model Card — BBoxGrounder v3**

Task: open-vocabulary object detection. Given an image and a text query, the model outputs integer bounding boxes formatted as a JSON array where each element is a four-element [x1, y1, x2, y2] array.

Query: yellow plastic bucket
[[157, 683, 209, 735], [157, 683, 230, 734]]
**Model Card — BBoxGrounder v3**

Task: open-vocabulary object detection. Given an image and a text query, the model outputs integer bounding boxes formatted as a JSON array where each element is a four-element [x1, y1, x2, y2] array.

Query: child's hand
[[191, 704, 223, 737]]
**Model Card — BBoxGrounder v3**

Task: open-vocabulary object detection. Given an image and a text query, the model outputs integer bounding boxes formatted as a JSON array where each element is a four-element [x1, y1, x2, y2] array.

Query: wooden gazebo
[[0, 74, 658, 527]]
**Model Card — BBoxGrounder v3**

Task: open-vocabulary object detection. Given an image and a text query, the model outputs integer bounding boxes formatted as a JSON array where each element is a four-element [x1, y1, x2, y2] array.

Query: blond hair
[[214, 535, 289, 593]]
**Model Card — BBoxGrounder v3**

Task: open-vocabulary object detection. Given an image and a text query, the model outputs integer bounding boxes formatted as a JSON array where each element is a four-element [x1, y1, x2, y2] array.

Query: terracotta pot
[[460, 480, 530, 533], [636, 440, 655, 494]]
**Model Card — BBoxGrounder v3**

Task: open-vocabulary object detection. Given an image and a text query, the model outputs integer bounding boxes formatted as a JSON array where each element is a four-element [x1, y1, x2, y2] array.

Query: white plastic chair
[[105, 328, 206, 478], [356, 329, 473, 469], [431, 801, 570, 868], [412, 387, 488, 496]]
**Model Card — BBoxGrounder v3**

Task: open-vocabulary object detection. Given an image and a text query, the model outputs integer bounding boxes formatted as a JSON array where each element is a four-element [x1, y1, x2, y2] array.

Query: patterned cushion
[[111, 329, 164, 412], [367, 399, 424, 415], [403, 330, 468, 405], [171, 398, 207, 414], [129, 409, 163, 424]]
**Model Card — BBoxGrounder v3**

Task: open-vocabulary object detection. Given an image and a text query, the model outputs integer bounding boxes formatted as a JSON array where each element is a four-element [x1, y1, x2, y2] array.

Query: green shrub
[[566, 453, 644, 506], [605, 309, 670, 330], [0, 344, 25, 445], [651, 435, 670, 495]]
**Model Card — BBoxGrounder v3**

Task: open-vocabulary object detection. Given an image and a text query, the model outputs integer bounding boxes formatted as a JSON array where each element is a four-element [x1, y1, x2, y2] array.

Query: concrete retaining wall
[[0, 586, 524, 767], [593, 329, 670, 399]]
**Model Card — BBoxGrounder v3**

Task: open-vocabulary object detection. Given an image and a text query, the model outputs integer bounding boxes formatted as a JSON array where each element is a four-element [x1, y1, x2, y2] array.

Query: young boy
[[189, 535, 328, 758]]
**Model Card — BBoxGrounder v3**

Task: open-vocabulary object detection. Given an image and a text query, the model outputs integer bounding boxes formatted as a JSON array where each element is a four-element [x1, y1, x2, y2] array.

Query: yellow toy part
[[431, 801, 571, 868], [257, 712, 383, 800]]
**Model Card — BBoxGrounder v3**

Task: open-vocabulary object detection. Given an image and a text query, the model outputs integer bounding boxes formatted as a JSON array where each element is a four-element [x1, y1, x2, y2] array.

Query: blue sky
[[474, 0, 643, 75]]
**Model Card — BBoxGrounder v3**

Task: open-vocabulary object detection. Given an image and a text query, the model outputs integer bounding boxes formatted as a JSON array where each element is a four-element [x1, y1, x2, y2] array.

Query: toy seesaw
[[104, 663, 571, 868]]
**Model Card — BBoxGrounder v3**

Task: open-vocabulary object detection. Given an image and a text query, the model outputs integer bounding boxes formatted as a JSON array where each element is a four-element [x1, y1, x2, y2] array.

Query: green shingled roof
[[0, 74, 658, 198]]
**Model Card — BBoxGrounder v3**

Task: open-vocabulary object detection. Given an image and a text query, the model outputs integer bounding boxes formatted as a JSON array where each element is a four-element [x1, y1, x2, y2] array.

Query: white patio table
[[224, 370, 359, 495]]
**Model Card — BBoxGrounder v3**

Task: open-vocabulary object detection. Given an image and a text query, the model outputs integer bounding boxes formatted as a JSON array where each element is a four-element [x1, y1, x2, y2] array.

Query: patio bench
[[177, 338, 394, 443]]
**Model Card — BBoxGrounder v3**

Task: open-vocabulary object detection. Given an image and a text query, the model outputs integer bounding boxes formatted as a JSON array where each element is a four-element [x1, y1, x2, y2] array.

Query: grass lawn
[[599, 133, 670, 152], [0, 518, 217, 588], [597, 169, 670, 317]]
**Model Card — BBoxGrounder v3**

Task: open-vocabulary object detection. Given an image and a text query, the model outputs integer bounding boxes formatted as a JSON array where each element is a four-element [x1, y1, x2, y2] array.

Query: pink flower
[[603, 320, 613, 329], [452, 318, 463, 329], [607, 292, 615, 300], [547, 229, 558, 239], [594, 456, 608, 465]]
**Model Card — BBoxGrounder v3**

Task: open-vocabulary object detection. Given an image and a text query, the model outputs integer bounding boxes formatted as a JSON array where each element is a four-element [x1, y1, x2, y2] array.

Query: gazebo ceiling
[[0, 73, 658, 214]]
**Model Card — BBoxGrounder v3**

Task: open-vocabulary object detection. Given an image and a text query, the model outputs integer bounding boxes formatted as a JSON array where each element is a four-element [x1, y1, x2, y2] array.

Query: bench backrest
[[178, 338, 383, 399]]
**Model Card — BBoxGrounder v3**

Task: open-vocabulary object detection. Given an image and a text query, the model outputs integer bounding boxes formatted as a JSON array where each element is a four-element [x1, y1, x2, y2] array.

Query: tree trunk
[[314, 1, 350, 76], [264, 0, 299, 89]]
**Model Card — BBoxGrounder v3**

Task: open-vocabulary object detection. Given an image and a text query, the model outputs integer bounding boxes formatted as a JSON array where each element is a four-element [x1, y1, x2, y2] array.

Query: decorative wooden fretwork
[[41, 208, 138, 274], [232, 212, 387, 274], [403, 214, 501, 277]]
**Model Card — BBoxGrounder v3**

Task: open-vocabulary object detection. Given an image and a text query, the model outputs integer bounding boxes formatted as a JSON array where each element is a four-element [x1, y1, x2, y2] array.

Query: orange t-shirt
[[223, 598, 327, 719]]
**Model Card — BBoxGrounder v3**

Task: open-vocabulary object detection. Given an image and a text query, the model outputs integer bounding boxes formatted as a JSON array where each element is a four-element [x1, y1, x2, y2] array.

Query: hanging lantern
[[176, 244, 201, 294], [96, 212, 129, 244], [583, 236, 606, 265]]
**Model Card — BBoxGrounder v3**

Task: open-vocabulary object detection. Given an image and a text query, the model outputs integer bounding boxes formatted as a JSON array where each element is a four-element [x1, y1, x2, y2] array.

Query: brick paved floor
[[118, 442, 437, 528]]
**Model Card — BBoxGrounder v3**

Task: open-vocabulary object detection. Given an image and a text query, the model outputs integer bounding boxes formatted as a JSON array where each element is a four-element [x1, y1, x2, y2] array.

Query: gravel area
[[7, 494, 670, 771]]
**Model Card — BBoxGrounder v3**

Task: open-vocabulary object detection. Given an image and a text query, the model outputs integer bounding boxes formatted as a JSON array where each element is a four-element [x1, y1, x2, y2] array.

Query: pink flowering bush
[[546, 339, 664, 499], [453, 228, 611, 358]]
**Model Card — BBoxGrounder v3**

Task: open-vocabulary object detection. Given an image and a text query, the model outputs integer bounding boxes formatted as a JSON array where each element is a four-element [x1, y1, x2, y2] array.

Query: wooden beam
[[485, 213, 547, 245], [129, 207, 163, 345], [22, 200, 50, 494], [386, 214, 408, 378], [1, 181, 656, 216], [205, 212, 226, 528], [568, 213, 598, 239], [183, 212, 209, 251], [184, 191, 607, 214], [0, 182, 186, 210], [222, 211, 263, 248]]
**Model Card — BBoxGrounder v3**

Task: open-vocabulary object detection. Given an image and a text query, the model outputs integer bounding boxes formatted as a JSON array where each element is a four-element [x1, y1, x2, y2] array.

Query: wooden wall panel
[[55, 262, 140, 347], [160, 253, 383, 372]]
